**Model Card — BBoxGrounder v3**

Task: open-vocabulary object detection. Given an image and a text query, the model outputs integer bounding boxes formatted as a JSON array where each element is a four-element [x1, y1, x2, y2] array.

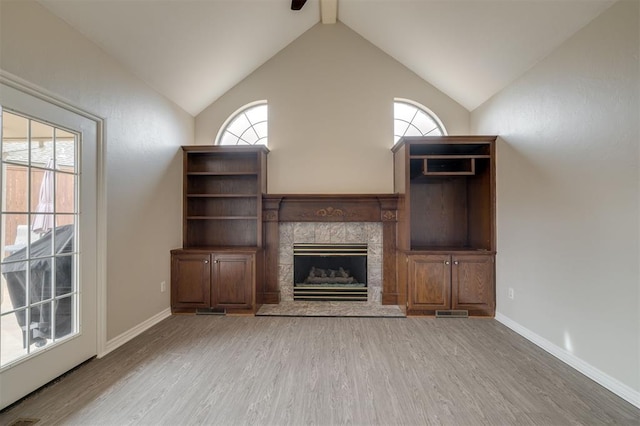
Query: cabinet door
[[212, 253, 254, 309], [171, 253, 211, 308], [451, 254, 495, 316], [407, 254, 451, 311]]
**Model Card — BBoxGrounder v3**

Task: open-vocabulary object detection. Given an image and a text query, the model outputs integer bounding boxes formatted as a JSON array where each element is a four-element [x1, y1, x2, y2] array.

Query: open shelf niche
[[182, 146, 268, 248]]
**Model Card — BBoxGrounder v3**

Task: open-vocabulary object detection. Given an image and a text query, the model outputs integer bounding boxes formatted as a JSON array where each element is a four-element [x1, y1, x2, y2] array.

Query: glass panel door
[[0, 81, 98, 409]]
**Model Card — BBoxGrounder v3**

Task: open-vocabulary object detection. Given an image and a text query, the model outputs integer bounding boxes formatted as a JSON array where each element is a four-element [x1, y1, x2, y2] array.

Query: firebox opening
[[293, 243, 367, 301]]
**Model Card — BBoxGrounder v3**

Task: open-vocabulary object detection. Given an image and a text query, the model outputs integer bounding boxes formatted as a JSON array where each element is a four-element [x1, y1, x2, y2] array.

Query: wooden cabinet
[[171, 252, 211, 309], [407, 254, 451, 311], [172, 146, 267, 314], [171, 249, 257, 313], [393, 136, 497, 316], [212, 252, 255, 309], [404, 252, 495, 316], [451, 254, 494, 315]]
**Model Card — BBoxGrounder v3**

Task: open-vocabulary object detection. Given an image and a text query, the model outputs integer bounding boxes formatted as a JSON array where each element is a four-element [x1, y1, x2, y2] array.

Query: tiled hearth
[[255, 301, 405, 317], [278, 222, 383, 304]]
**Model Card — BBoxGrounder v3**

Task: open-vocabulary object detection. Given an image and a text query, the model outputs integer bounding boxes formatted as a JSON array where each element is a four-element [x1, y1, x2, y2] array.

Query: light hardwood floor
[[1, 316, 638, 425]]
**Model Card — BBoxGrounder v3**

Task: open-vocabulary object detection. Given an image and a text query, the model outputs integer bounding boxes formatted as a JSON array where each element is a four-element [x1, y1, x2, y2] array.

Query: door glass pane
[[55, 254, 74, 296], [30, 258, 53, 302], [55, 129, 75, 171], [1, 263, 26, 312], [1, 108, 79, 367], [53, 295, 74, 341], [30, 120, 54, 165], [31, 166, 54, 235], [26, 302, 51, 351], [1, 164, 29, 213], [55, 171, 75, 214], [1, 112, 28, 164], [0, 311, 27, 364], [1, 213, 29, 263]]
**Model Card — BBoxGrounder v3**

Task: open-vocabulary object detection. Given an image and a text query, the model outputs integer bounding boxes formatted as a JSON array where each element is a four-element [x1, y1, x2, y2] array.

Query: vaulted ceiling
[[39, 0, 615, 116]]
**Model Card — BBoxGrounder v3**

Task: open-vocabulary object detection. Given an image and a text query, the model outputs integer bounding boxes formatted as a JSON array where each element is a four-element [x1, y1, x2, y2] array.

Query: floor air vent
[[435, 310, 468, 318], [196, 307, 226, 315]]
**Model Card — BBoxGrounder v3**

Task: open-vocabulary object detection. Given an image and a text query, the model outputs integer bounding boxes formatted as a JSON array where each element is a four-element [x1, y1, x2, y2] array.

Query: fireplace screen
[[293, 243, 367, 301]]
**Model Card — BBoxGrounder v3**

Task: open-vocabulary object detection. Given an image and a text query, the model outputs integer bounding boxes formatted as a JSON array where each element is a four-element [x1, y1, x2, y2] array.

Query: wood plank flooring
[[1, 316, 638, 425]]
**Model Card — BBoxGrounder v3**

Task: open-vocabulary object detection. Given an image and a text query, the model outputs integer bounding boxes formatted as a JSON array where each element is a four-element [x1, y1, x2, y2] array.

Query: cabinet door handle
[[445, 261, 450, 265], [454, 261, 459, 265], [204, 260, 209, 264]]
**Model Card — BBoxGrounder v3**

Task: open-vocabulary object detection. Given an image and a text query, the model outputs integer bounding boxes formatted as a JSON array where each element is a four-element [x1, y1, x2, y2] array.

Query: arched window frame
[[394, 98, 447, 144], [215, 100, 268, 146]]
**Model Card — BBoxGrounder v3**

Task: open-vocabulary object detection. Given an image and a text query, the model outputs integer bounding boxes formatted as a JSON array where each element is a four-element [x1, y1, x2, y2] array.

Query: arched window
[[394, 99, 446, 144], [216, 101, 268, 146]]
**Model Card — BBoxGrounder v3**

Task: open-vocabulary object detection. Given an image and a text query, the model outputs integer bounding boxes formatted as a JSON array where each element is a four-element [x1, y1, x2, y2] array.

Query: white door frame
[[0, 71, 107, 402]]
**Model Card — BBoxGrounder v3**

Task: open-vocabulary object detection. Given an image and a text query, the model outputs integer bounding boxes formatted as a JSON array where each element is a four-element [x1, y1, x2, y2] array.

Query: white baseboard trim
[[495, 312, 640, 409], [100, 308, 172, 357]]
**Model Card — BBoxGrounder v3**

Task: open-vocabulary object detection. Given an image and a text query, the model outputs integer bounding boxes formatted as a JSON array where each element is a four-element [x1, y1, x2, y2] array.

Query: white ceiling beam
[[320, 0, 338, 24]]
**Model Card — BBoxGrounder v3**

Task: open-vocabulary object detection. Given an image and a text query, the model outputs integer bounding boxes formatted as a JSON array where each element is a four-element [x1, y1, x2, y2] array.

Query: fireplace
[[293, 243, 367, 301], [262, 194, 401, 306]]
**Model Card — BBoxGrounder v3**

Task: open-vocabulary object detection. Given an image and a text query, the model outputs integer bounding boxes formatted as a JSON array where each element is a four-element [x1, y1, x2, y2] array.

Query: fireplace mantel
[[261, 194, 400, 305], [263, 194, 399, 222]]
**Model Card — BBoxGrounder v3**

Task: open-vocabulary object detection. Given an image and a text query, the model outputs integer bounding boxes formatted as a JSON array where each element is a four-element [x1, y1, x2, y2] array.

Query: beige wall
[[1, 1, 194, 340], [471, 0, 639, 395], [196, 22, 469, 194]]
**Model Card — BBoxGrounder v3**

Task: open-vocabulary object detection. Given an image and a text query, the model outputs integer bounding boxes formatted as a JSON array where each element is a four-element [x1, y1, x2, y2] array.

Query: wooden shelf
[[411, 154, 491, 176], [186, 174, 258, 196], [409, 155, 491, 159], [185, 219, 258, 247], [408, 247, 495, 254], [422, 158, 475, 175], [186, 172, 258, 176], [186, 194, 258, 198], [186, 216, 258, 220], [181, 146, 267, 248]]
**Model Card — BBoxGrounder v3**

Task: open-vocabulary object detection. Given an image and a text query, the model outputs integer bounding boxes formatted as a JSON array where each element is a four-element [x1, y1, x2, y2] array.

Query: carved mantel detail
[[382, 210, 397, 222], [298, 206, 361, 220], [263, 210, 278, 222], [315, 206, 344, 217]]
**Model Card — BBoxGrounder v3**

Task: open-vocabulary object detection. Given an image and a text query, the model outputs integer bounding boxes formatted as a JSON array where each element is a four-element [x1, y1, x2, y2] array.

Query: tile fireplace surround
[[261, 194, 401, 307], [279, 222, 383, 303]]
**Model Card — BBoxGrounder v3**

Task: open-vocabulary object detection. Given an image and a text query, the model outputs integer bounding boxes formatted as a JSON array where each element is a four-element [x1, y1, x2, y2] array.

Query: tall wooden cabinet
[[171, 146, 268, 314], [393, 136, 496, 316]]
